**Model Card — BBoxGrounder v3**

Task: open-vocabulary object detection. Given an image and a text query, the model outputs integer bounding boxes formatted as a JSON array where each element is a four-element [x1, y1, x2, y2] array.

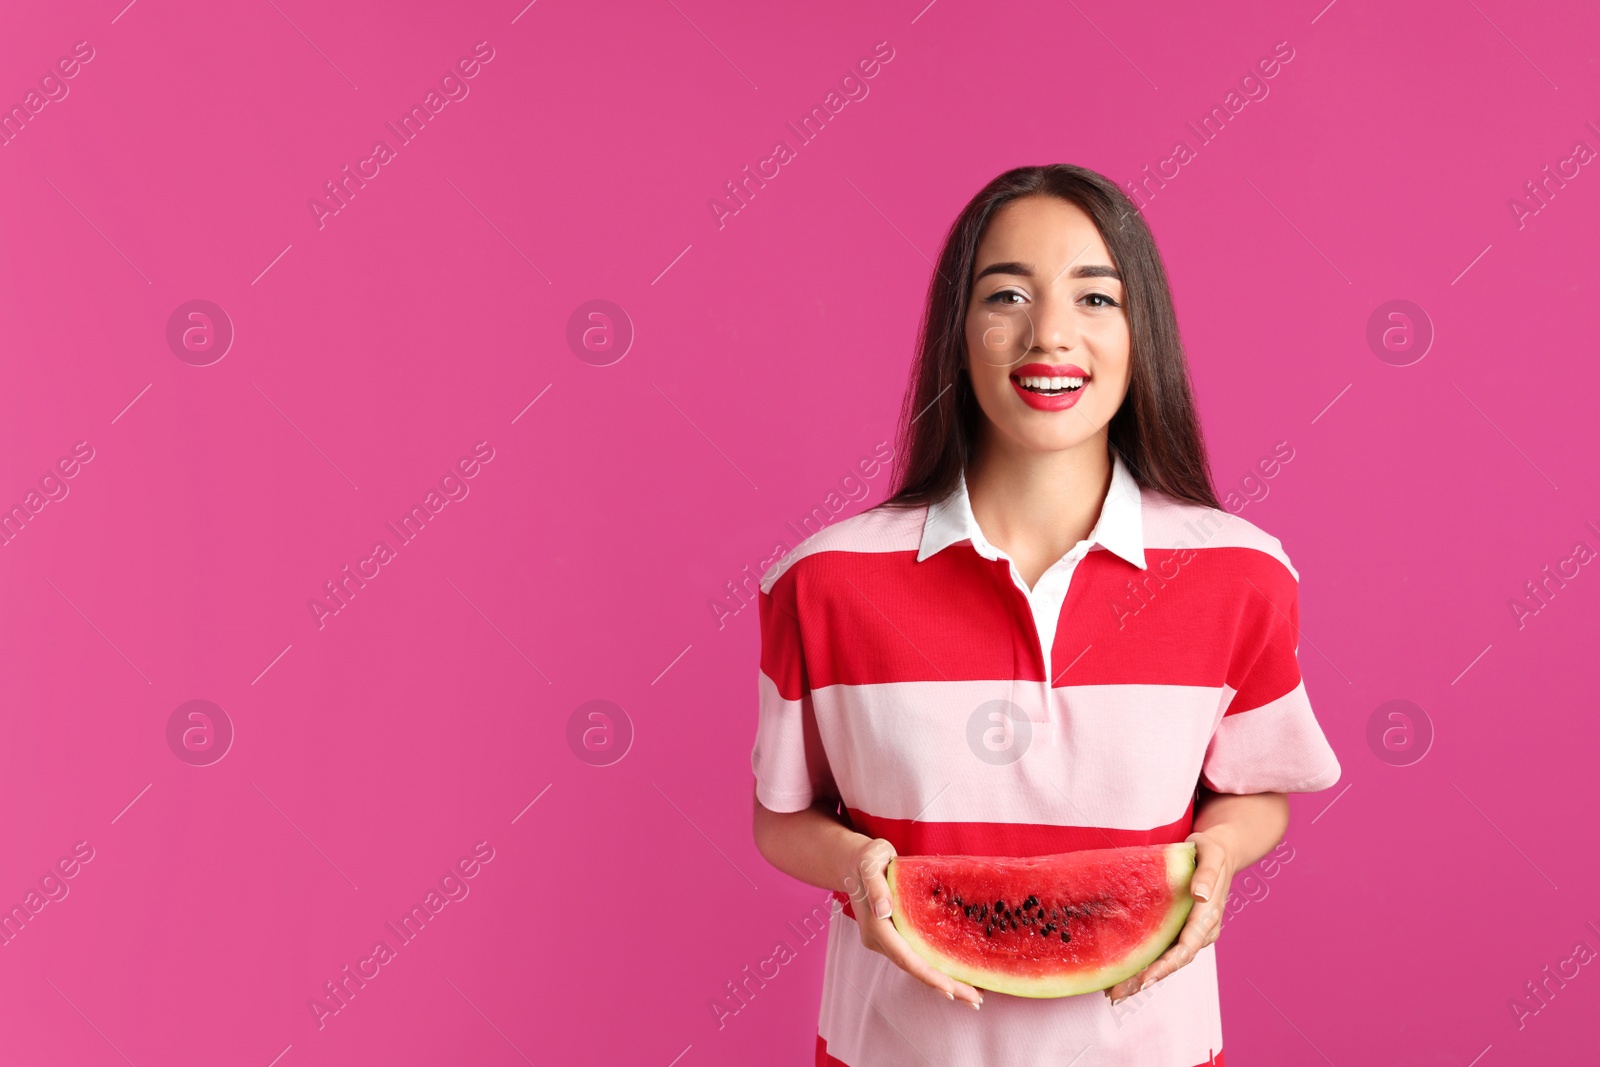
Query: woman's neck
[[965, 434, 1114, 589]]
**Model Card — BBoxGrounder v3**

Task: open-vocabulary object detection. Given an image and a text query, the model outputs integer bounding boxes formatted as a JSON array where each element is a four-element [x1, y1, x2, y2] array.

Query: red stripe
[[831, 801, 1194, 920], [1055, 545, 1300, 713], [759, 570, 808, 701], [764, 545, 1044, 694], [762, 545, 1299, 703], [1219, 564, 1300, 716], [817, 1034, 1224, 1066]]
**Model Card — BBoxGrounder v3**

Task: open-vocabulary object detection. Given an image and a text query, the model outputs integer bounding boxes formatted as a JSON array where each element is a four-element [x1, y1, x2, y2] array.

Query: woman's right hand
[[844, 836, 984, 1009]]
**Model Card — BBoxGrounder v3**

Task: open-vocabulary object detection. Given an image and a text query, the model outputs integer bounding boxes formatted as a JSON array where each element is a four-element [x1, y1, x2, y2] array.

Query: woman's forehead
[[976, 197, 1113, 268]]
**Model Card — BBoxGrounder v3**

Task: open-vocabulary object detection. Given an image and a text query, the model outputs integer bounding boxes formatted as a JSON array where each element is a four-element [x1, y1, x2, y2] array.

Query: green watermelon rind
[[885, 842, 1198, 999]]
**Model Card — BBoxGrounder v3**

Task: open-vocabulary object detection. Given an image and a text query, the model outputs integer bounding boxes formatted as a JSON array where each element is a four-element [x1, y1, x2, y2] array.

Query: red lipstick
[[1009, 363, 1089, 411]]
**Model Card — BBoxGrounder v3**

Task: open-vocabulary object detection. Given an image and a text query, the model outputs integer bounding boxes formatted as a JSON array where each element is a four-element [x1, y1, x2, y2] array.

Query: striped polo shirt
[[752, 451, 1341, 1067]]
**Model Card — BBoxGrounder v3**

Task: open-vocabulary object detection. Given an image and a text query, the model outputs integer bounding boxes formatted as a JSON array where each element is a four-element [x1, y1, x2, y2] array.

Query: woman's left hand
[[1106, 830, 1233, 1005]]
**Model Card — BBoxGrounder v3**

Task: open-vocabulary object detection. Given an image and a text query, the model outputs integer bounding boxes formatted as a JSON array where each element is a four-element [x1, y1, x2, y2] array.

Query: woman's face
[[962, 195, 1132, 454]]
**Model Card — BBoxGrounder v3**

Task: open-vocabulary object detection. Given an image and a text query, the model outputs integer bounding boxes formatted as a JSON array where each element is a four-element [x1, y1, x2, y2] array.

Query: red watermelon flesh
[[885, 842, 1196, 998]]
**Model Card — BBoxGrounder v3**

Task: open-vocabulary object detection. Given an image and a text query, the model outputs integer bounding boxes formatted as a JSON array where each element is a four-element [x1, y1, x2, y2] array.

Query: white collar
[[916, 450, 1147, 570]]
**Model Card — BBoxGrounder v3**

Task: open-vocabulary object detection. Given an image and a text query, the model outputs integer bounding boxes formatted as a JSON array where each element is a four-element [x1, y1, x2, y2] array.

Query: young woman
[[750, 164, 1340, 1066]]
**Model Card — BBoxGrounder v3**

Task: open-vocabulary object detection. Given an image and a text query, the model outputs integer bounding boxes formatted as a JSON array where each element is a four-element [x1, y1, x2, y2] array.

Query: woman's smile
[[1009, 362, 1089, 411]]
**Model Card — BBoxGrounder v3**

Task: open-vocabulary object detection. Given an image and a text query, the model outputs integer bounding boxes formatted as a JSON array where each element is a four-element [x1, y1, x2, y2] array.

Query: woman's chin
[[995, 424, 1105, 456]]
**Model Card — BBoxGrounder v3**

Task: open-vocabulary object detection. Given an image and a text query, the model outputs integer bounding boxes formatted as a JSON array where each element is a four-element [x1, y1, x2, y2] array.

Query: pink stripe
[[1202, 682, 1342, 793], [816, 1034, 1226, 1066]]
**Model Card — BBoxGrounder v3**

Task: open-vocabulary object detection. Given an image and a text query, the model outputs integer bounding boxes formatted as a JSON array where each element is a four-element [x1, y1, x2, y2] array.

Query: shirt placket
[[979, 539, 1090, 745]]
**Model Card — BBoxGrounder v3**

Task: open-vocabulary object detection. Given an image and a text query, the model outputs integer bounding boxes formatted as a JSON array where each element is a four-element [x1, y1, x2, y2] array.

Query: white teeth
[[1018, 375, 1085, 390]]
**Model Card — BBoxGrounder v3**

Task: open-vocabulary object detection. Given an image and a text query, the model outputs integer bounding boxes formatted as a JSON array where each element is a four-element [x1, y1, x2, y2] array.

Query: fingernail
[[972, 999, 982, 1010], [875, 901, 892, 919], [1193, 884, 1210, 901], [944, 991, 954, 1001]]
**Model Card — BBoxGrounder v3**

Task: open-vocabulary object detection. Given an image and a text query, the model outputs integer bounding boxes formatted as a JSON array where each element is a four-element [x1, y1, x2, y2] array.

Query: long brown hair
[[879, 163, 1222, 511]]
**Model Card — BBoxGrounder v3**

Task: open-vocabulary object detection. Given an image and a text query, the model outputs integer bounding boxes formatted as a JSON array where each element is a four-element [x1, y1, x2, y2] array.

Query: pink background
[[2, 0, 1597, 1063]]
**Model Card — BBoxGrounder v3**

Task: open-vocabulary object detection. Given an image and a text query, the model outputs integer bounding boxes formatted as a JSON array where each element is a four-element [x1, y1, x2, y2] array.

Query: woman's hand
[[845, 836, 985, 1009], [1106, 830, 1233, 1005]]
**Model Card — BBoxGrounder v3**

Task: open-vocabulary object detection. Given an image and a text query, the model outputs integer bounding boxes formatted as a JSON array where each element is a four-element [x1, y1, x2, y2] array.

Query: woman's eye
[[1081, 292, 1121, 308], [984, 289, 1026, 305]]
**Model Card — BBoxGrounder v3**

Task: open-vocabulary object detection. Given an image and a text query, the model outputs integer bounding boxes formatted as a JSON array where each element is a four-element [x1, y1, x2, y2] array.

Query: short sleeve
[[751, 565, 834, 812], [1200, 557, 1341, 794]]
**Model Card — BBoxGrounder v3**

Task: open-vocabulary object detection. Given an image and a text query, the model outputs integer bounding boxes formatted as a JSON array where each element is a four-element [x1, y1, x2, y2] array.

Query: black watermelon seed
[[1041, 924, 1055, 935], [985, 924, 994, 937], [1061, 930, 1071, 942], [1024, 895, 1038, 909], [931, 887, 940, 896]]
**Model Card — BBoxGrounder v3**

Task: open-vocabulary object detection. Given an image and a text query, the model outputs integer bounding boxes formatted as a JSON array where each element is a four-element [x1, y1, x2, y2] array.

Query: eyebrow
[[973, 261, 1122, 282]]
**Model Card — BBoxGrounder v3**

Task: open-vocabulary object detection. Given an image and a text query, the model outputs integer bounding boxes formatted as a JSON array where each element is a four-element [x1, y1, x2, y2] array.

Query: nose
[[1029, 293, 1080, 354]]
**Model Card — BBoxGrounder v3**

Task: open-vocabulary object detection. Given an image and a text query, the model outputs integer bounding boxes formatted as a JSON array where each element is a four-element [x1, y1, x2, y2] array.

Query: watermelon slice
[[885, 842, 1197, 998]]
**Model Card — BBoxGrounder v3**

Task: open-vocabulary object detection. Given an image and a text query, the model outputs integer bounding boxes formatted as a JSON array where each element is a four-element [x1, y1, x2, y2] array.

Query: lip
[[1013, 363, 1088, 378], [1009, 363, 1089, 411]]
